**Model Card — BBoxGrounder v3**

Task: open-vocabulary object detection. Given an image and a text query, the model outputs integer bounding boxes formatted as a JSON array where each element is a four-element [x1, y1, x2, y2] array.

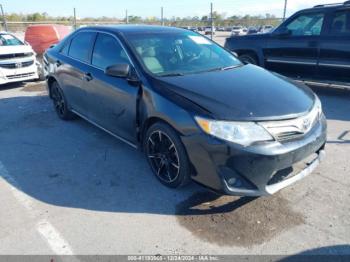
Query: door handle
[[83, 72, 93, 82]]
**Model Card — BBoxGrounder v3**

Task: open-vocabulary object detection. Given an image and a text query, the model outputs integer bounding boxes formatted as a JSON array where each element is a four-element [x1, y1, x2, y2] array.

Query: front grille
[[260, 106, 320, 142], [6, 72, 36, 79], [0, 60, 34, 69], [0, 52, 34, 60], [274, 131, 304, 142]]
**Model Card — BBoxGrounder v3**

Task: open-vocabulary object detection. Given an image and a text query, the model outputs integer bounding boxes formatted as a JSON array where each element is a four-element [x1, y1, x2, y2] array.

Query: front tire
[[51, 81, 75, 120], [144, 122, 191, 188]]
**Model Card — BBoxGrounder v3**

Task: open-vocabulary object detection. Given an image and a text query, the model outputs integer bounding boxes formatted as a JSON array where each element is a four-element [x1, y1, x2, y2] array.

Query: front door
[[264, 11, 325, 79]]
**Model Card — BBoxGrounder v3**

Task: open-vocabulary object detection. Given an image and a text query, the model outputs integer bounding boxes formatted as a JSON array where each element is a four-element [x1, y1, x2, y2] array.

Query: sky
[[0, 0, 342, 19]]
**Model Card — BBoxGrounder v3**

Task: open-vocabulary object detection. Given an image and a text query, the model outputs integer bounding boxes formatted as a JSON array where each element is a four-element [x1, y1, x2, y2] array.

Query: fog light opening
[[228, 177, 242, 188]]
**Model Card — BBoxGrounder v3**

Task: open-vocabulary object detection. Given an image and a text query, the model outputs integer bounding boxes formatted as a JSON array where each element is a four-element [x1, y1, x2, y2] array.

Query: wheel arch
[[236, 49, 261, 66], [140, 116, 182, 146], [47, 76, 58, 99], [140, 116, 198, 177]]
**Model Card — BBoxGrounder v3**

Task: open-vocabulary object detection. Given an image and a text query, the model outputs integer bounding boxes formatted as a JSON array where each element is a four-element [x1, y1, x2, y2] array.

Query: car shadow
[[279, 245, 350, 261], [0, 94, 236, 216], [0, 82, 26, 91]]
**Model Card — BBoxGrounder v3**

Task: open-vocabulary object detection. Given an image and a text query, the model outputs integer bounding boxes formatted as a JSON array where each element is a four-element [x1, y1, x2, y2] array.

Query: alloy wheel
[[52, 85, 66, 117], [146, 130, 180, 183]]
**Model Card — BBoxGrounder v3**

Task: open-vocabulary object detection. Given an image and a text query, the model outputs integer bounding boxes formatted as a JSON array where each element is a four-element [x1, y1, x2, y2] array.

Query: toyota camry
[[44, 25, 327, 196]]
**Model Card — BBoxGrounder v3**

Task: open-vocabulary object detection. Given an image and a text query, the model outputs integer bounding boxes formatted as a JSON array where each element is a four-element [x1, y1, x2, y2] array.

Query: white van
[[0, 32, 39, 85]]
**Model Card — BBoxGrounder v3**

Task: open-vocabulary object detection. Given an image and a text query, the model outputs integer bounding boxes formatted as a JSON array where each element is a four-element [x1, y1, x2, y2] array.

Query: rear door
[[264, 11, 325, 79], [83, 32, 139, 144], [318, 8, 350, 84], [55, 31, 96, 113]]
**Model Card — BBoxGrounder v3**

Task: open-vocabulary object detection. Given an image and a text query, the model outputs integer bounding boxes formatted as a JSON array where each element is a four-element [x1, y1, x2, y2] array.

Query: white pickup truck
[[0, 32, 40, 85]]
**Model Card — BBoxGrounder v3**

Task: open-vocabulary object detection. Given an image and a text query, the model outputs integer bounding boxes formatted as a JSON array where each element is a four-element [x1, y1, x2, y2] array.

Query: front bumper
[[0, 57, 39, 85], [181, 115, 327, 196]]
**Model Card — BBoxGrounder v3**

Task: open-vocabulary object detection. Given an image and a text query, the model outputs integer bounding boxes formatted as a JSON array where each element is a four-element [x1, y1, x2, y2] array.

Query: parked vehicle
[[247, 26, 259, 35], [25, 24, 71, 80], [259, 25, 274, 34], [0, 32, 40, 84], [231, 26, 247, 36], [225, 1, 350, 89], [44, 25, 326, 196], [217, 26, 226, 31], [25, 24, 71, 56], [204, 26, 216, 35], [190, 27, 199, 33]]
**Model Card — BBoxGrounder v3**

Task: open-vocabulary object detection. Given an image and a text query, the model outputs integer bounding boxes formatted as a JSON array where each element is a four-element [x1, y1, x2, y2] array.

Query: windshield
[[0, 34, 24, 46], [127, 31, 241, 76]]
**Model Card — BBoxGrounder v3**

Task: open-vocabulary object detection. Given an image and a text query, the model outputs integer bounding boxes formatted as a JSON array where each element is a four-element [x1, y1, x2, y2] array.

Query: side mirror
[[275, 27, 291, 37], [105, 64, 130, 78]]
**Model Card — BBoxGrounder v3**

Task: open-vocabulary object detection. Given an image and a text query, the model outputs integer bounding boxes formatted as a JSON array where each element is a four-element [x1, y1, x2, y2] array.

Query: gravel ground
[[0, 75, 349, 257]]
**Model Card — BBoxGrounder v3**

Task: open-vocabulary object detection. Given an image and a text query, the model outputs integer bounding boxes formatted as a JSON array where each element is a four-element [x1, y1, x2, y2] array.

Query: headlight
[[195, 116, 274, 146], [314, 95, 322, 120]]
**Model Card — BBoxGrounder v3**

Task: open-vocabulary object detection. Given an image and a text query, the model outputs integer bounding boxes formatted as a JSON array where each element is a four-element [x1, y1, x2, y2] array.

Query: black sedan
[[44, 25, 327, 196]]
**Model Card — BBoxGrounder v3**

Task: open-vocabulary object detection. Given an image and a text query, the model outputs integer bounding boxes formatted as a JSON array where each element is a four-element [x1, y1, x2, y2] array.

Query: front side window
[[0, 34, 24, 46], [68, 32, 95, 63], [92, 33, 129, 69], [286, 12, 324, 36], [127, 31, 241, 76], [330, 10, 350, 35]]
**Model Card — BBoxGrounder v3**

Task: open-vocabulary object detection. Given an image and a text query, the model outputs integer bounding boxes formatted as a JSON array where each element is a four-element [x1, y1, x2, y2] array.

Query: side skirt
[[71, 109, 138, 149]]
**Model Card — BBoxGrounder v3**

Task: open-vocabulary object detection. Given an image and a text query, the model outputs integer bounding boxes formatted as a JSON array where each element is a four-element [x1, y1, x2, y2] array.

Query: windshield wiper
[[200, 65, 240, 73], [158, 72, 185, 77]]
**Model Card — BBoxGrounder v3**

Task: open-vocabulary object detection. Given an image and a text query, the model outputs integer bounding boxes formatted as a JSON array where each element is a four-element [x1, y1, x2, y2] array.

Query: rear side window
[[92, 33, 130, 69], [330, 10, 350, 35], [286, 12, 324, 36], [68, 32, 95, 63]]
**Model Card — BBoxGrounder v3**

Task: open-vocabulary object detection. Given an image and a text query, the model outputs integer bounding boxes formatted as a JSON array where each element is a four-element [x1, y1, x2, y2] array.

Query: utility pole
[[210, 2, 213, 40], [283, 0, 288, 21], [73, 8, 77, 30], [161, 7, 164, 26], [126, 9, 129, 24], [0, 4, 8, 32]]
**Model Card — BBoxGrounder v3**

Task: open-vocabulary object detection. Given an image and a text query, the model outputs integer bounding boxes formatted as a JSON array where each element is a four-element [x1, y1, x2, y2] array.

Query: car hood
[[0, 45, 34, 55], [154, 65, 315, 121]]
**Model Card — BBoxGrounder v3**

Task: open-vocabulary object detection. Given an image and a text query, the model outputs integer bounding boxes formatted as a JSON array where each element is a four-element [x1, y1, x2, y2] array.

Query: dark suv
[[225, 1, 350, 89]]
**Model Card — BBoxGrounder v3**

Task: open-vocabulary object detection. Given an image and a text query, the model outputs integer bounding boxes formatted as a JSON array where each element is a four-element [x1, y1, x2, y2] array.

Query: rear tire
[[51, 81, 75, 120], [239, 53, 258, 65], [144, 122, 191, 188]]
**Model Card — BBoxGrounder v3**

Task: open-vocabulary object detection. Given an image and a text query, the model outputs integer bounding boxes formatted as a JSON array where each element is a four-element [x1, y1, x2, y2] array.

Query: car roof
[[78, 25, 187, 34], [302, 1, 350, 12]]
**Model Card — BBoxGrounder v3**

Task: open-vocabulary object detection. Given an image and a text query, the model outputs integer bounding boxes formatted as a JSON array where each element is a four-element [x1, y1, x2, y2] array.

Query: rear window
[[330, 10, 350, 35], [68, 32, 95, 63], [0, 34, 23, 46]]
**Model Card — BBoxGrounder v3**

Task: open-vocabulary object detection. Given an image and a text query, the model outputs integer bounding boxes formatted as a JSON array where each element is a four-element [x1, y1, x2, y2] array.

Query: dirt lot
[[0, 76, 349, 256]]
